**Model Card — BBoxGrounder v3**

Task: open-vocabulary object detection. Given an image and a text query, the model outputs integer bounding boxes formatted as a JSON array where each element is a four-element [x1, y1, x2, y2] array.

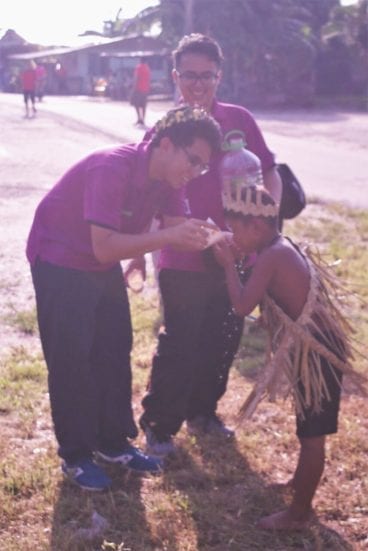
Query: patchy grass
[[0, 347, 46, 417], [5, 307, 39, 336], [0, 201, 367, 550]]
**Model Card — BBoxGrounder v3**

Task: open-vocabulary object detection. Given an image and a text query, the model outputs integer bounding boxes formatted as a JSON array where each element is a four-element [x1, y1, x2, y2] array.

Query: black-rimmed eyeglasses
[[176, 71, 219, 85], [182, 147, 210, 176]]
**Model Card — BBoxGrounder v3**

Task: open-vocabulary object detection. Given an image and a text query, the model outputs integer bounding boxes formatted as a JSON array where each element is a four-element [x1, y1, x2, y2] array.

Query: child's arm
[[214, 240, 275, 317]]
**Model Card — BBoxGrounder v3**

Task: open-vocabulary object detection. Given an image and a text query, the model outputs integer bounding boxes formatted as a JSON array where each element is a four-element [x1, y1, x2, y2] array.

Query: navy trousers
[[31, 259, 137, 464], [141, 267, 244, 437]]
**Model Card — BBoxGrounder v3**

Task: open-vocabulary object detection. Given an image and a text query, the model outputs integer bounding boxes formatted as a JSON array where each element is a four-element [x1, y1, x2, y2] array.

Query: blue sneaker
[[61, 458, 111, 491], [143, 425, 176, 458], [96, 445, 163, 473], [139, 417, 176, 458], [187, 414, 235, 438]]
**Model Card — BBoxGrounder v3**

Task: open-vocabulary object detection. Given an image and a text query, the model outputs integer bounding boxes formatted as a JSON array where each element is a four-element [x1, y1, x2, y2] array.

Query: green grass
[[0, 347, 46, 416], [4, 307, 38, 336], [0, 201, 367, 550]]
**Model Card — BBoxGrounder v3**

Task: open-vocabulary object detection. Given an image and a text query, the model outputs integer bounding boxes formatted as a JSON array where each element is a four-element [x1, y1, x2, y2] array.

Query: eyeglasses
[[176, 71, 219, 85], [182, 147, 209, 176]]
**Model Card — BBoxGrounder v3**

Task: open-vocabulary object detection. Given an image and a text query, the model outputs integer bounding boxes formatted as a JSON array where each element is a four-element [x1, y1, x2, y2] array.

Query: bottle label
[[223, 173, 263, 188]]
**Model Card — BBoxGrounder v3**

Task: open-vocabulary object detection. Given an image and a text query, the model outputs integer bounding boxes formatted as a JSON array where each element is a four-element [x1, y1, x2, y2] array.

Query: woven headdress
[[222, 183, 279, 218], [154, 105, 210, 133]]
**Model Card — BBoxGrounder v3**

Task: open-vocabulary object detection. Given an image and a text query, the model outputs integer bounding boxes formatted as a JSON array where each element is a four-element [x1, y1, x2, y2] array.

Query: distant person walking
[[20, 60, 37, 118], [130, 57, 151, 126], [35, 63, 47, 101]]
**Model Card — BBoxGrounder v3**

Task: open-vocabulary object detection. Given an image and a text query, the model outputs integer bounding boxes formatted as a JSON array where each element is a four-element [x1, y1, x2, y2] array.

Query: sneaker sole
[[187, 423, 235, 438], [62, 471, 110, 492], [145, 445, 176, 459], [95, 451, 126, 464], [96, 451, 163, 474]]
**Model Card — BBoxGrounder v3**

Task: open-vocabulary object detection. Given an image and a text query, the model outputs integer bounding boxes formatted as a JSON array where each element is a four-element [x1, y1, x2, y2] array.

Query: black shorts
[[296, 357, 343, 438], [130, 90, 148, 108], [23, 90, 35, 103]]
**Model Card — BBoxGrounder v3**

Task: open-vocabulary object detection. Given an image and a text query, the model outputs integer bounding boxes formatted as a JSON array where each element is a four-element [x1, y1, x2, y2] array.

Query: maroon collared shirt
[[26, 142, 185, 271], [158, 99, 276, 272]]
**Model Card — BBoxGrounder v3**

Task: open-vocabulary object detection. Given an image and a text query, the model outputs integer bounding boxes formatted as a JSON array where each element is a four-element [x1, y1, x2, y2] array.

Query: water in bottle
[[220, 130, 263, 189]]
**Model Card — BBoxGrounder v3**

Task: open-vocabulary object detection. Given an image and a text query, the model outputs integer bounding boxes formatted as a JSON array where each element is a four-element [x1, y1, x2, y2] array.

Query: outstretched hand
[[213, 237, 237, 267], [168, 218, 212, 251], [124, 255, 146, 293]]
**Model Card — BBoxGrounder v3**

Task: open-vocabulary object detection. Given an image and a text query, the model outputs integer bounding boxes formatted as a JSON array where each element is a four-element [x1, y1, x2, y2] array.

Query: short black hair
[[173, 34, 224, 69], [150, 105, 222, 152]]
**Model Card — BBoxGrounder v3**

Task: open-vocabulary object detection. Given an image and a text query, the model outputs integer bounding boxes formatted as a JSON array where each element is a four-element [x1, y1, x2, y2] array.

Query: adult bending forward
[[26, 106, 221, 491]]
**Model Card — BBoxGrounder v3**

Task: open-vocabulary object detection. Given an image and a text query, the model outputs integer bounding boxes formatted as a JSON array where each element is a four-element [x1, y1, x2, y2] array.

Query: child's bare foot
[[269, 478, 295, 491], [285, 477, 295, 488], [257, 509, 313, 530]]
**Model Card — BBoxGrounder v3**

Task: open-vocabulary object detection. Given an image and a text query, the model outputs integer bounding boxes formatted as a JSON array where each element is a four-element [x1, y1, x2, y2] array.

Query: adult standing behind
[[139, 34, 282, 456], [20, 60, 37, 118], [26, 106, 222, 492], [130, 57, 151, 126]]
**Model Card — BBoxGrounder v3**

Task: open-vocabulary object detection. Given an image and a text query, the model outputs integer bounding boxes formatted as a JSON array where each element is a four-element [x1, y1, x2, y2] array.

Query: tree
[[103, 6, 161, 37], [317, 0, 368, 97], [122, 0, 366, 107], [157, 0, 318, 106]]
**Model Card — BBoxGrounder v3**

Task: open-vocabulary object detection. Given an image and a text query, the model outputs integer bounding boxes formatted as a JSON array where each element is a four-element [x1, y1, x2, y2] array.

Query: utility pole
[[184, 0, 194, 34]]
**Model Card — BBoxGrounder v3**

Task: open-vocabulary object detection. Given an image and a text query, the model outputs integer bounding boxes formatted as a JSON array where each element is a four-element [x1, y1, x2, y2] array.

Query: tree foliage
[[317, 0, 368, 96], [129, 0, 367, 107]]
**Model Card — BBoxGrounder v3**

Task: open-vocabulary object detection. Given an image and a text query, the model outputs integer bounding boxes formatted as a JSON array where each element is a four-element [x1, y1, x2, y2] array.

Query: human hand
[[124, 256, 146, 292], [168, 218, 210, 250], [203, 218, 222, 247], [212, 238, 236, 267]]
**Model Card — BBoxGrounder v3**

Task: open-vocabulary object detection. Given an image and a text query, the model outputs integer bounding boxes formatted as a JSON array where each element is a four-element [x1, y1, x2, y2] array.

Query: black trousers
[[31, 259, 137, 464], [141, 267, 244, 437]]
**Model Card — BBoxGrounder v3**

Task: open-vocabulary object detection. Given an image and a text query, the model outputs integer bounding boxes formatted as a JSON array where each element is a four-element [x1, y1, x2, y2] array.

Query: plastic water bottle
[[220, 130, 263, 189]]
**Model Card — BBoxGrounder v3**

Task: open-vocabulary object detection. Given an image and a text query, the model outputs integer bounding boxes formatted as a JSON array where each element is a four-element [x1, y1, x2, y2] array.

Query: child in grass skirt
[[213, 183, 366, 530]]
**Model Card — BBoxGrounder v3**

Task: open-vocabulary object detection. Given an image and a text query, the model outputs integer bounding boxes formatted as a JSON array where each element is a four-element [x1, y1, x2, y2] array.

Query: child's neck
[[257, 229, 281, 252]]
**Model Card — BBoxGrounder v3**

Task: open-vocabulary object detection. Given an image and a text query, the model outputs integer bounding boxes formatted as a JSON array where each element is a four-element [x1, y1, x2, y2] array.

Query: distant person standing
[[20, 60, 37, 118], [35, 63, 47, 101], [54, 61, 67, 94], [130, 57, 151, 126]]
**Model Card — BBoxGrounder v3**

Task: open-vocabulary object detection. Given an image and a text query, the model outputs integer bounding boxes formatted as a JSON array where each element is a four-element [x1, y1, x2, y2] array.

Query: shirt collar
[[177, 96, 222, 121], [210, 98, 226, 123]]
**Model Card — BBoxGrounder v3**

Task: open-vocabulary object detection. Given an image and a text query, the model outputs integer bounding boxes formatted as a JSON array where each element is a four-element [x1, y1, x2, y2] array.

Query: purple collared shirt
[[26, 142, 185, 271], [157, 99, 276, 272]]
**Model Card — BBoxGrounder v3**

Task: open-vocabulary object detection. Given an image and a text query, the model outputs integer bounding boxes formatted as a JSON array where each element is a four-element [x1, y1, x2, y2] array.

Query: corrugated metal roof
[[8, 34, 168, 61], [9, 47, 73, 60]]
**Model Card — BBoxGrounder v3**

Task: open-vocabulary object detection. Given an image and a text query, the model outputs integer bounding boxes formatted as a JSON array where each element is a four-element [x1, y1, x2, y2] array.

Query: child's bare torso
[[262, 237, 310, 321]]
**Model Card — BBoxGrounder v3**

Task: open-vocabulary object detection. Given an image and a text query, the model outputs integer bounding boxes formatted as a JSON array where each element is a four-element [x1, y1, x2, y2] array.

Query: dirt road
[[0, 99, 115, 352], [2, 93, 367, 206], [256, 108, 368, 207]]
